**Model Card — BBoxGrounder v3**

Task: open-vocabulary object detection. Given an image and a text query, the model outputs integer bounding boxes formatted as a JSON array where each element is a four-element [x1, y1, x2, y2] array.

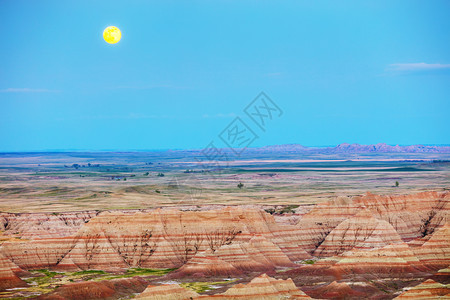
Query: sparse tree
[[237, 182, 244, 189], [395, 181, 399, 187], [205, 226, 240, 252], [160, 213, 205, 264]]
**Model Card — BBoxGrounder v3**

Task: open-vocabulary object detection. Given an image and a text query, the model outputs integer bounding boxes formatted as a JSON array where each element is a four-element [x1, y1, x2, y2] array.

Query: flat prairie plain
[[0, 150, 448, 212]]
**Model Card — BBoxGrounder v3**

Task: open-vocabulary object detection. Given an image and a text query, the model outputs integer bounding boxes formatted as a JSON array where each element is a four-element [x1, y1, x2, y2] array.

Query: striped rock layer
[[314, 209, 404, 257], [0, 252, 26, 291], [305, 281, 366, 299], [136, 274, 312, 300], [394, 279, 450, 299], [136, 284, 200, 300], [172, 235, 297, 277], [328, 241, 431, 278], [1, 207, 312, 272], [0, 211, 98, 239], [37, 277, 149, 300], [296, 191, 449, 254], [304, 223, 449, 280], [199, 273, 312, 299], [0, 191, 448, 294]]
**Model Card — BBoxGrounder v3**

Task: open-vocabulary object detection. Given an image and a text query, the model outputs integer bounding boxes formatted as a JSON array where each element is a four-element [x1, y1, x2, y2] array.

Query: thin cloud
[[387, 63, 450, 72], [0, 88, 60, 93]]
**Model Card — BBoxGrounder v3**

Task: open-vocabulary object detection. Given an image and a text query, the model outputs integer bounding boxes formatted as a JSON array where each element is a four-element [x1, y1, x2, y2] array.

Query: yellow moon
[[103, 26, 121, 44]]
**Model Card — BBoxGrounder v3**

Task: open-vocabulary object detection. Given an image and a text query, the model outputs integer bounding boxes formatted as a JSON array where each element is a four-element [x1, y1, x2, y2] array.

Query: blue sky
[[1, 0, 449, 151]]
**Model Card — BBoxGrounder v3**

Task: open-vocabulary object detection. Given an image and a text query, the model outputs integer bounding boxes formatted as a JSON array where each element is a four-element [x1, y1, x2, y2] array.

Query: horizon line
[[1, 142, 450, 153]]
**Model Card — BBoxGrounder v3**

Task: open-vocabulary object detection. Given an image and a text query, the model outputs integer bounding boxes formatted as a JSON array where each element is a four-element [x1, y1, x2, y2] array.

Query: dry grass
[[0, 152, 448, 212]]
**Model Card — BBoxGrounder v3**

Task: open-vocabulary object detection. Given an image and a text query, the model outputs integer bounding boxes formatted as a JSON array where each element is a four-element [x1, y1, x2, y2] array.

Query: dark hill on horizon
[[256, 143, 450, 154]]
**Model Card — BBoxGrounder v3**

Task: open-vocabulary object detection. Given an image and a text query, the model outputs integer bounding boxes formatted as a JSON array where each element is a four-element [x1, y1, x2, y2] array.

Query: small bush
[[264, 208, 276, 215], [264, 206, 299, 215]]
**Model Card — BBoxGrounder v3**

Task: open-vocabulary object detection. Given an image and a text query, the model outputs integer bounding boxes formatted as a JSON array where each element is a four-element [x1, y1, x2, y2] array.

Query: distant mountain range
[[257, 143, 450, 153], [4, 143, 449, 154]]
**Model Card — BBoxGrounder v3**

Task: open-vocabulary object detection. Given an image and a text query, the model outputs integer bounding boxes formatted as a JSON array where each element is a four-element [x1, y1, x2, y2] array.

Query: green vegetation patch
[[21, 269, 67, 294], [72, 270, 107, 276], [124, 268, 175, 277], [94, 268, 176, 281], [265, 205, 299, 215], [14, 268, 176, 299], [34, 269, 61, 279], [302, 259, 315, 264], [181, 279, 237, 294]]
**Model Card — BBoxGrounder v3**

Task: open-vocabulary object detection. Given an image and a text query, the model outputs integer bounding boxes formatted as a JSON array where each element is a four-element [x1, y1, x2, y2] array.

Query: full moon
[[103, 26, 121, 44]]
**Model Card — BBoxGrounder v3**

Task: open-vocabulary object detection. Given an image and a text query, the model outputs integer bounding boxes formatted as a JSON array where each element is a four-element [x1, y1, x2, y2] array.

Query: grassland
[[0, 151, 449, 212]]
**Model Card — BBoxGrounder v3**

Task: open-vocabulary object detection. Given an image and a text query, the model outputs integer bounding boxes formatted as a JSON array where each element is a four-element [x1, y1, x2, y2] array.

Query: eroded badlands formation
[[137, 274, 312, 299], [0, 191, 449, 299]]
